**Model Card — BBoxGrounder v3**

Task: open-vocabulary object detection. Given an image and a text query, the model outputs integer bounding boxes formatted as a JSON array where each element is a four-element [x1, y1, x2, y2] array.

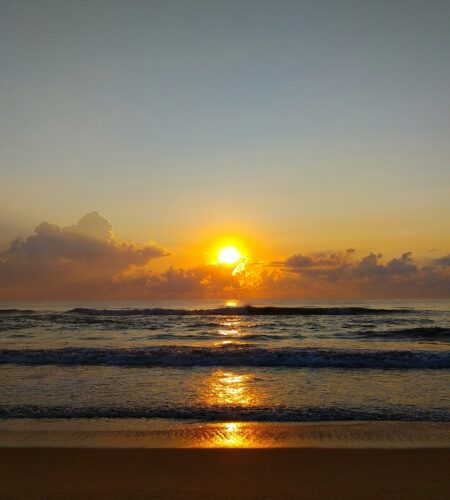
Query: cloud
[[272, 250, 449, 298], [0, 215, 449, 299], [434, 254, 450, 267], [116, 261, 263, 299], [284, 249, 355, 270], [0, 212, 168, 298], [279, 250, 420, 280], [114, 249, 449, 299]]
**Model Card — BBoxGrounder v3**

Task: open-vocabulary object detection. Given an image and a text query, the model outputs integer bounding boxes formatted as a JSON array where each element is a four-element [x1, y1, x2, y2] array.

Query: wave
[[353, 326, 450, 341], [0, 405, 448, 421], [0, 306, 411, 316], [0, 309, 36, 315], [68, 306, 412, 316], [1, 346, 448, 369]]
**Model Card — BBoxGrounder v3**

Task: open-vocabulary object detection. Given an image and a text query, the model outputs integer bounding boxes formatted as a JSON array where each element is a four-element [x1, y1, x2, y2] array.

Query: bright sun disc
[[217, 245, 241, 265]]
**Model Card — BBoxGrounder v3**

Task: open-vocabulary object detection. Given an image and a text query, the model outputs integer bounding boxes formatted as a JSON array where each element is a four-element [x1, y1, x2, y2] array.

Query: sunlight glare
[[217, 245, 242, 265]]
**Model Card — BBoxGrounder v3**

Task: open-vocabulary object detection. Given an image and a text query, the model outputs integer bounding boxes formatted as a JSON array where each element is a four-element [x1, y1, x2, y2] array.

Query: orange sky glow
[[0, 212, 448, 300]]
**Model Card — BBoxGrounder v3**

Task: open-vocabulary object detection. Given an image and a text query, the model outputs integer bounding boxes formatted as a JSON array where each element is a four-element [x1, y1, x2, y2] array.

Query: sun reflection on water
[[197, 421, 284, 448], [198, 315, 268, 448], [214, 316, 244, 346], [208, 422, 250, 447], [217, 328, 240, 336], [193, 369, 267, 447], [205, 370, 260, 407]]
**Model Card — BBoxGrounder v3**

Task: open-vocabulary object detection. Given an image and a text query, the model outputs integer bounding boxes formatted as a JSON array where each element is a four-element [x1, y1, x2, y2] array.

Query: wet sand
[[1, 447, 449, 499]]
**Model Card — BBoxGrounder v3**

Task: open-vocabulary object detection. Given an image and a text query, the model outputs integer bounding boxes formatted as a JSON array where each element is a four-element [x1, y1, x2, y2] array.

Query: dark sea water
[[0, 299, 449, 424]]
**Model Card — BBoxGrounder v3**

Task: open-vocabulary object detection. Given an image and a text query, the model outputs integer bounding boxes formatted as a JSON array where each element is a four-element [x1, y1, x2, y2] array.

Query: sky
[[1, 1, 449, 299]]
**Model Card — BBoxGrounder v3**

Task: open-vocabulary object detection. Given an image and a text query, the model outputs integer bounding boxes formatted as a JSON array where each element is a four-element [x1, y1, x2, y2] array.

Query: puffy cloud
[[0, 212, 168, 298], [64, 211, 114, 241], [280, 250, 420, 280], [273, 250, 449, 298], [352, 252, 417, 278]]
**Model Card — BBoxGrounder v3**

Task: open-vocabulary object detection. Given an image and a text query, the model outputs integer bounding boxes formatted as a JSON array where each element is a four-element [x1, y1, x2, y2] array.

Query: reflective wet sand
[[1, 420, 449, 448]]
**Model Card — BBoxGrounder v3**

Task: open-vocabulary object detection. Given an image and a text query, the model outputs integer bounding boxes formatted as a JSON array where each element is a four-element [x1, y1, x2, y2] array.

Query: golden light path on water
[[199, 313, 268, 447], [215, 317, 243, 345], [206, 371, 259, 408], [202, 368, 265, 447]]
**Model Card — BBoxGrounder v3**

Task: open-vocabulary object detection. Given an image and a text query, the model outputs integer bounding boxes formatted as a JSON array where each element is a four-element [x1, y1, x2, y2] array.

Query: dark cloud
[[0, 212, 168, 298], [275, 250, 449, 298], [352, 252, 417, 278], [434, 254, 450, 267], [282, 251, 419, 280], [284, 249, 355, 270]]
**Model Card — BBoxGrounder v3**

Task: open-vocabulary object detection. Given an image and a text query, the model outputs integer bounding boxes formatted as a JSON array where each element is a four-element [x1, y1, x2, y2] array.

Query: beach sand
[[1, 447, 449, 499]]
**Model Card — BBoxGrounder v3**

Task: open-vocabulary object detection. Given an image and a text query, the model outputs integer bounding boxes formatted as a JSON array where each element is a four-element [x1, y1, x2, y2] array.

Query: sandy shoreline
[[1, 422, 449, 498], [0, 447, 449, 499]]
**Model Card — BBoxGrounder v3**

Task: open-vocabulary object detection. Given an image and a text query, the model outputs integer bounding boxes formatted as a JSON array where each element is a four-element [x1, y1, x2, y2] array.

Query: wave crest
[[0, 306, 412, 316], [0, 346, 448, 369], [67, 306, 411, 316]]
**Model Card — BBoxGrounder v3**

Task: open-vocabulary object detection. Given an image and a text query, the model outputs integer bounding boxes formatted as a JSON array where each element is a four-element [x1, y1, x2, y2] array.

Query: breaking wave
[[1, 345, 448, 369]]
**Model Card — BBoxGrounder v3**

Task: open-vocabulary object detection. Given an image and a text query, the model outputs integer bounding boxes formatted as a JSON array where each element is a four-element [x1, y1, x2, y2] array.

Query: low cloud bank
[[107, 249, 450, 299], [269, 250, 450, 298], [0, 213, 449, 299]]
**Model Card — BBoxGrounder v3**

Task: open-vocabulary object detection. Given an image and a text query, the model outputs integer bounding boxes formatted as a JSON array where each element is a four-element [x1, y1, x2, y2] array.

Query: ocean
[[0, 299, 449, 447]]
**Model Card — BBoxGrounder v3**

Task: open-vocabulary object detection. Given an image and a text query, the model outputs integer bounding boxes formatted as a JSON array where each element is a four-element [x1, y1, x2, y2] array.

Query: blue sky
[[1, 0, 449, 262]]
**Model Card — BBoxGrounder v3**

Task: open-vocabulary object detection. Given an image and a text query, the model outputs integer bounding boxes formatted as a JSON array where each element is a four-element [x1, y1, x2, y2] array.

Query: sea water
[[0, 299, 449, 446]]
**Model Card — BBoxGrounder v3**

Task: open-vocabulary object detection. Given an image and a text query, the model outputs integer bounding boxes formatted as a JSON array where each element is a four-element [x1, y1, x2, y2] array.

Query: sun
[[217, 245, 242, 265]]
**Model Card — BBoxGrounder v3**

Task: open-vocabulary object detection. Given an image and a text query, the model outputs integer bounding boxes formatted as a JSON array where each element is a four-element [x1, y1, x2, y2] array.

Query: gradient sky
[[1, 1, 449, 298]]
